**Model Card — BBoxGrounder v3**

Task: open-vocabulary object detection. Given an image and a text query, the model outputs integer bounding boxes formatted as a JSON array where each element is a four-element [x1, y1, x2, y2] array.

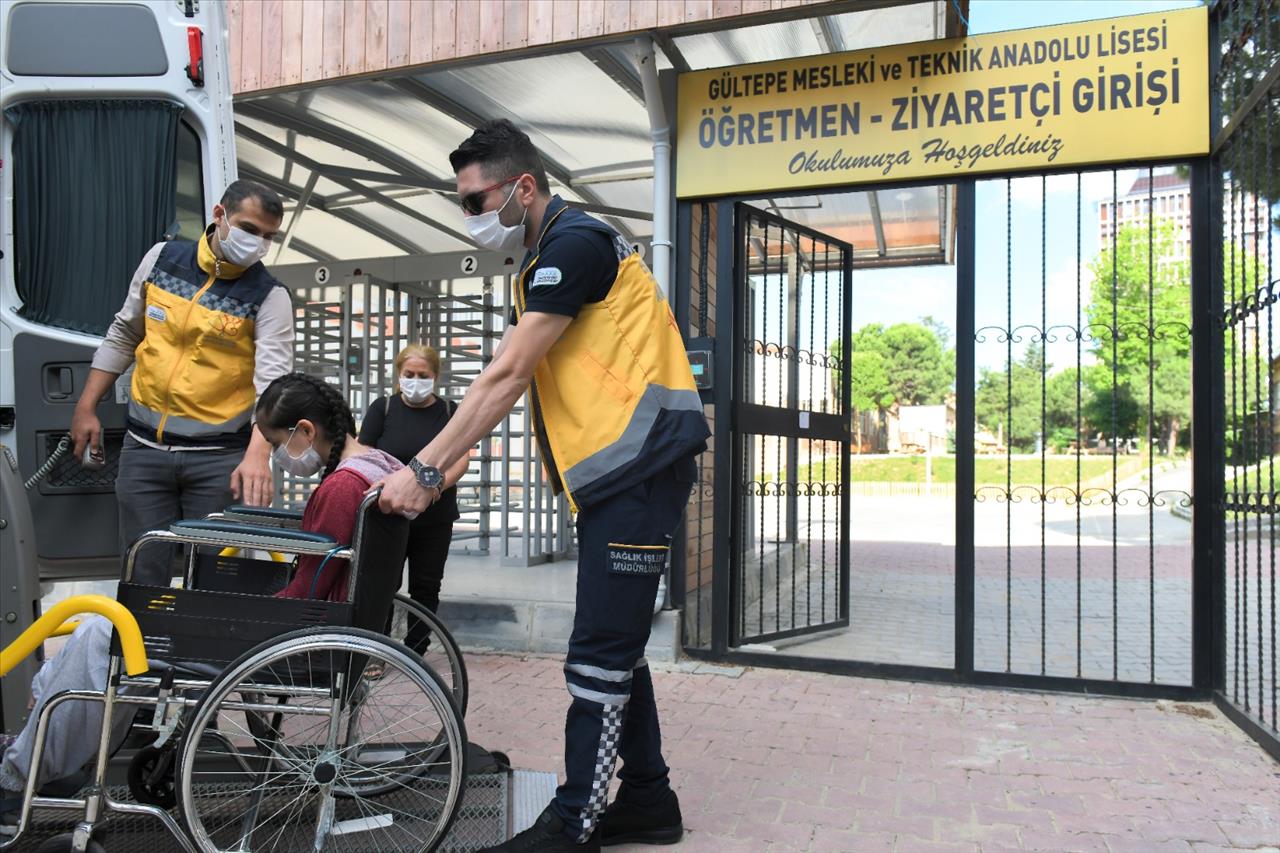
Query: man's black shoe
[[481, 804, 600, 852], [599, 786, 683, 846]]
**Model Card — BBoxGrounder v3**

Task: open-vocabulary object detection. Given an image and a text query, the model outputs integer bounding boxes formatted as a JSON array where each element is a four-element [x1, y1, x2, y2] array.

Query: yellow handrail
[[0, 595, 148, 677]]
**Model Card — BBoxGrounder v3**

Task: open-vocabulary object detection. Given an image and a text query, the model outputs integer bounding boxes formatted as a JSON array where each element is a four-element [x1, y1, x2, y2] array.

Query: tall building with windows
[[1099, 169, 1272, 268], [1099, 171, 1193, 259]]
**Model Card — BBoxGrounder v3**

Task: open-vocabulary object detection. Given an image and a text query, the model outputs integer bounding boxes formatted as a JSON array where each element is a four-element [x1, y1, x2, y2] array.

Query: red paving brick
[[461, 652, 1280, 852]]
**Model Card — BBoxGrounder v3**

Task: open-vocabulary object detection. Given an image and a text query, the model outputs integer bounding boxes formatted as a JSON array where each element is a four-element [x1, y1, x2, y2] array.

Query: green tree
[[1086, 221, 1191, 454], [848, 350, 894, 452], [857, 322, 953, 406], [1045, 367, 1089, 435], [832, 321, 953, 451], [849, 323, 887, 357], [975, 342, 1048, 452], [1083, 363, 1143, 451], [1216, 12, 1280, 231]]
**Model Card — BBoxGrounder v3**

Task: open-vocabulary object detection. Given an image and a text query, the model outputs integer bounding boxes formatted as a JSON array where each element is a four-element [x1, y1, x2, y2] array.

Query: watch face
[[413, 460, 443, 488]]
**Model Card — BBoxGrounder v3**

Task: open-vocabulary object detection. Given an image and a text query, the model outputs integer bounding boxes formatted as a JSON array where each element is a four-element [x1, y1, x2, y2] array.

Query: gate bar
[[711, 199, 736, 655], [1190, 156, 1224, 694], [955, 178, 977, 678]]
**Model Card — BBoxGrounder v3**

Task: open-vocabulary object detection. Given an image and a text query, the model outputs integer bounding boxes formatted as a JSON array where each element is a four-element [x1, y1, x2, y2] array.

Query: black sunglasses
[[460, 175, 522, 217]]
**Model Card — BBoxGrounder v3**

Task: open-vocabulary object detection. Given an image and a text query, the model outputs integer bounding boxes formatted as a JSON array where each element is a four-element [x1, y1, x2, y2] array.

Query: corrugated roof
[[235, 3, 952, 268]]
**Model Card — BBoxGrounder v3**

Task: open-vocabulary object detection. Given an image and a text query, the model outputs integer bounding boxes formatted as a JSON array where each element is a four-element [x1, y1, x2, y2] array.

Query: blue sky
[[852, 0, 1204, 373]]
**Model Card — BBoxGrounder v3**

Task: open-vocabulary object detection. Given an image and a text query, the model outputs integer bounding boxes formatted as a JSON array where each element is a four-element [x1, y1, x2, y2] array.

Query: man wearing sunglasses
[[378, 120, 709, 851]]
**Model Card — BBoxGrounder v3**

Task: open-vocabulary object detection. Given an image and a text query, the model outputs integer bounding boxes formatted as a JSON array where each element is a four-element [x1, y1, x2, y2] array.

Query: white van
[[0, 0, 236, 728]]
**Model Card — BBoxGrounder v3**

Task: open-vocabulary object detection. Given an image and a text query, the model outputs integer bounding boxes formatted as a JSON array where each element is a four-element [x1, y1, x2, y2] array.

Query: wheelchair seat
[[169, 519, 339, 550]]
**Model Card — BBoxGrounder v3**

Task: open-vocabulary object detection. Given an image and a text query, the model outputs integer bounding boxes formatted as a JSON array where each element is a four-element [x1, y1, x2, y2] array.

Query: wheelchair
[[2, 491, 469, 853]]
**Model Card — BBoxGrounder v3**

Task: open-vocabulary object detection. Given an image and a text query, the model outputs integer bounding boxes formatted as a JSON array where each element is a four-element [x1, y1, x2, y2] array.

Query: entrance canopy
[[233, 1, 956, 267]]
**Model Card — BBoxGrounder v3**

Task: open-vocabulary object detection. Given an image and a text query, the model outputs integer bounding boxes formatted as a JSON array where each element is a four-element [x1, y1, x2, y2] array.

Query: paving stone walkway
[[462, 651, 1280, 853]]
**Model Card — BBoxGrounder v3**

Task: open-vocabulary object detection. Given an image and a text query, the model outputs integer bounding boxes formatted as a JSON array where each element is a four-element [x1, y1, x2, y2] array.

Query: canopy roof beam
[[236, 100, 457, 192], [288, 236, 337, 263], [239, 163, 425, 255], [236, 122, 476, 247], [387, 77, 639, 240], [867, 191, 889, 257], [584, 46, 646, 105], [810, 16, 847, 54]]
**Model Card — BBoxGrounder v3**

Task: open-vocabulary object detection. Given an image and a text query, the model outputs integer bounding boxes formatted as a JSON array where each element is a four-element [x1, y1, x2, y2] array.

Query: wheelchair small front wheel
[[177, 626, 467, 853], [127, 744, 178, 809], [33, 833, 107, 853]]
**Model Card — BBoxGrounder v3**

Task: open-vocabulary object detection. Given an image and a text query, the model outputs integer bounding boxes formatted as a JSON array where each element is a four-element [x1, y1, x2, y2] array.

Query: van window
[[174, 120, 206, 241], [5, 99, 191, 335]]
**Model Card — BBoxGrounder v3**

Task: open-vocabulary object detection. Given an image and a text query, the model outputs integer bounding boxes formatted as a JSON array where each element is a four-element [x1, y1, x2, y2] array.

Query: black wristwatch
[[408, 458, 444, 492]]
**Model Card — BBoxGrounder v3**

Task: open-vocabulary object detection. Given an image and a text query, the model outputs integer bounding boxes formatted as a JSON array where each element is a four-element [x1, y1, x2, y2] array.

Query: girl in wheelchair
[[1, 372, 429, 836]]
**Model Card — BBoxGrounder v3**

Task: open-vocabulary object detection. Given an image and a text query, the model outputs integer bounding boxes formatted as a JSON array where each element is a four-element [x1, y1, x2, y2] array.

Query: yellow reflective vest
[[129, 233, 282, 446], [513, 202, 709, 512]]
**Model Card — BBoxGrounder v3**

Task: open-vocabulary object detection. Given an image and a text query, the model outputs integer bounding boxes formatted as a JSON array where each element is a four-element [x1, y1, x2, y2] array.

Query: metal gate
[[680, 179, 1211, 701], [731, 204, 852, 646], [272, 253, 574, 565], [1210, 0, 1278, 758]]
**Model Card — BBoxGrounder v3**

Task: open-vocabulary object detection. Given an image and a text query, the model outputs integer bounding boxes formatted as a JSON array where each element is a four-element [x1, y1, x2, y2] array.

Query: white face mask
[[272, 423, 324, 477], [464, 182, 527, 253], [217, 218, 271, 267], [400, 377, 435, 404]]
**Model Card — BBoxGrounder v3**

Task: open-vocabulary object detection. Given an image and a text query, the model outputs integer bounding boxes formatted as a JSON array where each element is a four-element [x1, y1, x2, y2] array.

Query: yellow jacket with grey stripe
[[93, 232, 291, 447], [513, 204, 709, 512]]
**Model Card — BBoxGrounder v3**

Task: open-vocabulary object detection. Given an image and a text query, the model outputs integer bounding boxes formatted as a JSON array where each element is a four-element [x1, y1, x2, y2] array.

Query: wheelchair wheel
[[178, 627, 467, 853], [33, 834, 107, 853], [128, 744, 178, 809], [385, 593, 469, 715]]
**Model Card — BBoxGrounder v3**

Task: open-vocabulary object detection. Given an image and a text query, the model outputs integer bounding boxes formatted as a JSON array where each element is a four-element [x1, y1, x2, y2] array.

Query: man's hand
[[230, 452, 273, 506], [231, 427, 275, 506], [71, 368, 119, 460], [375, 466, 439, 516], [70, 406, 102, 460]]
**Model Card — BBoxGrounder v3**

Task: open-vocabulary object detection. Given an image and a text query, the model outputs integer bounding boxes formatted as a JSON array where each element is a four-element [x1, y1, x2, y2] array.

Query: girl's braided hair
[[255, 372, 357, 478]]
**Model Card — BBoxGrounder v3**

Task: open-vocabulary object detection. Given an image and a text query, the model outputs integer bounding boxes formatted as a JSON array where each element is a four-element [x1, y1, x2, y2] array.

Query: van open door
[[0, 0, 236, 586]]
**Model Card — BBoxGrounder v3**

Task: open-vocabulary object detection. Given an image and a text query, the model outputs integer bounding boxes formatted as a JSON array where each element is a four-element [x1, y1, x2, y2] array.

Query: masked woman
[[359, 344, 468, 651]]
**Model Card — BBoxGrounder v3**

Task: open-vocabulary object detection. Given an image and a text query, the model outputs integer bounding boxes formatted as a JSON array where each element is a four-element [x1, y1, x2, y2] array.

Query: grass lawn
[[796, 454, 1170, 486]]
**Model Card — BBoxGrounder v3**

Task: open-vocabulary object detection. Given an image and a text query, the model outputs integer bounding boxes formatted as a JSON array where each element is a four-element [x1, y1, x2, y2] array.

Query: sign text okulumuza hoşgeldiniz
[[674, 7, 1209, 197]]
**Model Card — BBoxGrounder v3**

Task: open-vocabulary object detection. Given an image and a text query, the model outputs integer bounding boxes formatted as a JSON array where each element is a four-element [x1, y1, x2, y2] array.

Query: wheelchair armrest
[[169, 519, 348, 556], [220, 505, 305, 528]]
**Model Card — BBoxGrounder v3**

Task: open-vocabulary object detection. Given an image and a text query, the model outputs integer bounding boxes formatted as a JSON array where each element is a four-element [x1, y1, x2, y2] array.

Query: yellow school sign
[[675, 7, 1208, 198]]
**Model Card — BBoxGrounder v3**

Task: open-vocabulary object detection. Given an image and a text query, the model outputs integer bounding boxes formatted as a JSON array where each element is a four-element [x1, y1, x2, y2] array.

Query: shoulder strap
[[385, 394, 392, 417]]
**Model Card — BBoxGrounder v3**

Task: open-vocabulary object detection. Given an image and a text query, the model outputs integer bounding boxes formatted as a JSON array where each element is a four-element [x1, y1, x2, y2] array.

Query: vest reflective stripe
[[562, 384, 703, 495], [126, 401, 253, 436], [515, 204, 708, 512], [129, 237, 268, 444]]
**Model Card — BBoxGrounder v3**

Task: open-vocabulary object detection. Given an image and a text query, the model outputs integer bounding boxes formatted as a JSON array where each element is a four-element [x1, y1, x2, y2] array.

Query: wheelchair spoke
[[205, 780, 314, 844]]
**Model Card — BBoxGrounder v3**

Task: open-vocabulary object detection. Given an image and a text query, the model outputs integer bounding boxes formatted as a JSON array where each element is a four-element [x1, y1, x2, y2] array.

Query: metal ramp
[[8, 767, 559, 851]]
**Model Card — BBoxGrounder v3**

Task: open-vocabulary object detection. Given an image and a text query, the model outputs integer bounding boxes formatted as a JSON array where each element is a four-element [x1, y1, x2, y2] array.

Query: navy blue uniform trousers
[[551, 456, 696, 842]]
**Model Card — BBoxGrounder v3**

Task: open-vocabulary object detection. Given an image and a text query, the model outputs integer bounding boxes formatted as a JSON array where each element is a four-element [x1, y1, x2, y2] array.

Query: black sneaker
[[481, 804, 600, 852], [599, 786, 683, 846]]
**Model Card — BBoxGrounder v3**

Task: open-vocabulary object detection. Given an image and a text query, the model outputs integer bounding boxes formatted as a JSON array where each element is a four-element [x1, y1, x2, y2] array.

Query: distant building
[[1099, 169, 1270, 269]]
